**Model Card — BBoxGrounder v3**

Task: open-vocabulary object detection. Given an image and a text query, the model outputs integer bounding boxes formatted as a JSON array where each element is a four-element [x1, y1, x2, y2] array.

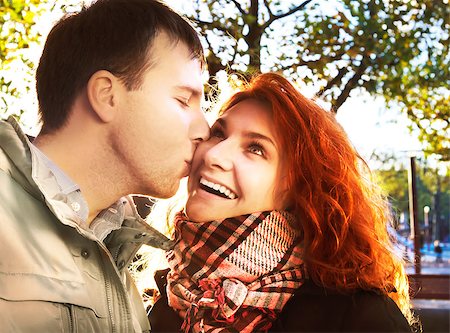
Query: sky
[[335, 91, 422, 160]]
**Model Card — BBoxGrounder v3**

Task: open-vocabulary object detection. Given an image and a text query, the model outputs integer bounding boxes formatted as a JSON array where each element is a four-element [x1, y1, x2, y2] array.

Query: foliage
[[0, 0, 41, 69], [0, 0, 42, 119], [0, 0, 82, 127], [375, 163, 409, 215], [373, 152, 450, 238], [177, 0, 449, 160]]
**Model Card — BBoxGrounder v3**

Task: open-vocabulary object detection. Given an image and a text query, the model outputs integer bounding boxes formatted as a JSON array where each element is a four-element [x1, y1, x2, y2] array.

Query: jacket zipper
[[102, 256, 116, 333], [97, 228, 134, 332], [64, 303, 74, 333]]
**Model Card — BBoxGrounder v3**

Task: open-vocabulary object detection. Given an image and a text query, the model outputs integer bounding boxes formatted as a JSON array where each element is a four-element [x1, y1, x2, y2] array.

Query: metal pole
[[408, 156, 421, 274], [424, 206, 430, 251]]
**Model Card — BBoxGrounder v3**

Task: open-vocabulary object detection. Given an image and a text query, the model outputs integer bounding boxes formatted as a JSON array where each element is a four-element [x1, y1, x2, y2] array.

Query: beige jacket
[[0, 117, 173, 332]]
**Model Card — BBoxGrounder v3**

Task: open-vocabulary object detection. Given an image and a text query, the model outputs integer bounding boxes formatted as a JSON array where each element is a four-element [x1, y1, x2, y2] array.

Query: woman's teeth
[[199, 178, 237, 199]]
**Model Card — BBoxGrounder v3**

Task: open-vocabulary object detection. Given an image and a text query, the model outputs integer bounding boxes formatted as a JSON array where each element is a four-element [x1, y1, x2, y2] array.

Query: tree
[[373, 152, 450, 241], [421, 162, 450, 241], [175, 0, 449, 160]]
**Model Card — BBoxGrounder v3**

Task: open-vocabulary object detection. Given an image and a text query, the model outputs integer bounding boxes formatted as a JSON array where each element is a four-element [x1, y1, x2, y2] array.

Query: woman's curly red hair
[[219, 72, 413, 323]]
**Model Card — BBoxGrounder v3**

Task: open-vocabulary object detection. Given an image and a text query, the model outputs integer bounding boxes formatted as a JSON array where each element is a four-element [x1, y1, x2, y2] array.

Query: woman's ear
[[279, 189, 294, 211], [86, 70, 120, 123], [277, 172, 293, 211]]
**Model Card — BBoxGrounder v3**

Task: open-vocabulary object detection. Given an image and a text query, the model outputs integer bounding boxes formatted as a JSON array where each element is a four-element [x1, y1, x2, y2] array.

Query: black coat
[[148, 269, 182, 332], [148, 270, 412, 333], [270, 280, 413, 332]]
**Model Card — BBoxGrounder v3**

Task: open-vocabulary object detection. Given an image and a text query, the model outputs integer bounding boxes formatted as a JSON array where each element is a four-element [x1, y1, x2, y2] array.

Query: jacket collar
[[0, 116, 42, 200]]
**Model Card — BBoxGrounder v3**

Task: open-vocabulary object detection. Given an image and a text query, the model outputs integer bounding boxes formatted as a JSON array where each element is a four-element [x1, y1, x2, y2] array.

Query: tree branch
[[332, 59, 368, 112], [263, 0, 274, 21], [228, 0, 247, 16], [203, 32, 213, 50], [317, 66, 349, 97], [230, 40, 239, 64], [203, 33, 226, 79], [289, 48, 349, 72], [189, 17, 232, 36], [263, 0, 313, 29]]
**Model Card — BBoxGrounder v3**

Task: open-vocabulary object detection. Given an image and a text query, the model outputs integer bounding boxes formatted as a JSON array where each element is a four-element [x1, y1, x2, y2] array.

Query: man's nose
[[191, 112, 210, 144]]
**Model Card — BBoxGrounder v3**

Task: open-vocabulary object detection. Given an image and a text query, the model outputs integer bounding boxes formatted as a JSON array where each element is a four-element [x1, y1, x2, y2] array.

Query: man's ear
[[86, 70, 121, 123]]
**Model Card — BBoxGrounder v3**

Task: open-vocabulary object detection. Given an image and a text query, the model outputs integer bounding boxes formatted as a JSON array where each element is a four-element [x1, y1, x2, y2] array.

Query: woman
[[146, 73, 415, 332]]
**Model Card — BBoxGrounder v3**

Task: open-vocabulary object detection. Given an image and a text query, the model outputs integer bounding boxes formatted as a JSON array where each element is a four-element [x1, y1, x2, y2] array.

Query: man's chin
[[141, 184, 179, 200], [158, 186, 179, 199]]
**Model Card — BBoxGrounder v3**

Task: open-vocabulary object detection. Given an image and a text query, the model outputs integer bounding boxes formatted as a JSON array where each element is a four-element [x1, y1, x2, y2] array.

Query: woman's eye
[[248, 143, 265, 157], [211, 127, 225, 139]]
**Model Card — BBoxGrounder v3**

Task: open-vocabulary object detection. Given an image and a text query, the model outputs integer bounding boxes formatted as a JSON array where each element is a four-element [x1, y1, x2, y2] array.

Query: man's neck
[[34, 130, 124, 225]]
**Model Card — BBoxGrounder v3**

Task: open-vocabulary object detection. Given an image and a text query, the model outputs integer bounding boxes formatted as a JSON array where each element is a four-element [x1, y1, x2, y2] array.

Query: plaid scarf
[[166, 210, 306, 333]]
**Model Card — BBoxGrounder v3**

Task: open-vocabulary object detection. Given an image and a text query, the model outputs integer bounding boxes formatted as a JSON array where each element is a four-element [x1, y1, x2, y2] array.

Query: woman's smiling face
[[185, 99, 289, 222]]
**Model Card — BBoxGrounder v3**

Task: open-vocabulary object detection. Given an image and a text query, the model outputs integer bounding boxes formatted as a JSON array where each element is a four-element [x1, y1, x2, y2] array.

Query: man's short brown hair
[[36, 0, 204, 134]]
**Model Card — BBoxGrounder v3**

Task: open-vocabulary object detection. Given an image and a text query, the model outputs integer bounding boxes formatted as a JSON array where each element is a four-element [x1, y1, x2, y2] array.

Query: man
[[0, 0, 209, 331]]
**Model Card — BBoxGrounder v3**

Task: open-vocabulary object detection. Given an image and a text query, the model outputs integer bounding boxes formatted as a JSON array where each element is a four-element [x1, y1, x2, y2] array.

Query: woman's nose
[[203, 140, 233, 171]]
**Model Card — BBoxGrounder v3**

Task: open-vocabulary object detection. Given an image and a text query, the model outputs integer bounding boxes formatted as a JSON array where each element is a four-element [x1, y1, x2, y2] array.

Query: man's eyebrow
[[216, 118, 276, 147], [174, 85, 203, 97]]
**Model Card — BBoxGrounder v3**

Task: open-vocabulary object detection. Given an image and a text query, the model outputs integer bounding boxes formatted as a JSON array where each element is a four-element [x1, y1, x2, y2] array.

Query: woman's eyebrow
[[216, 118, 226, 127], [216, 118, 275, 148], [243, 132, 276, 148]]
